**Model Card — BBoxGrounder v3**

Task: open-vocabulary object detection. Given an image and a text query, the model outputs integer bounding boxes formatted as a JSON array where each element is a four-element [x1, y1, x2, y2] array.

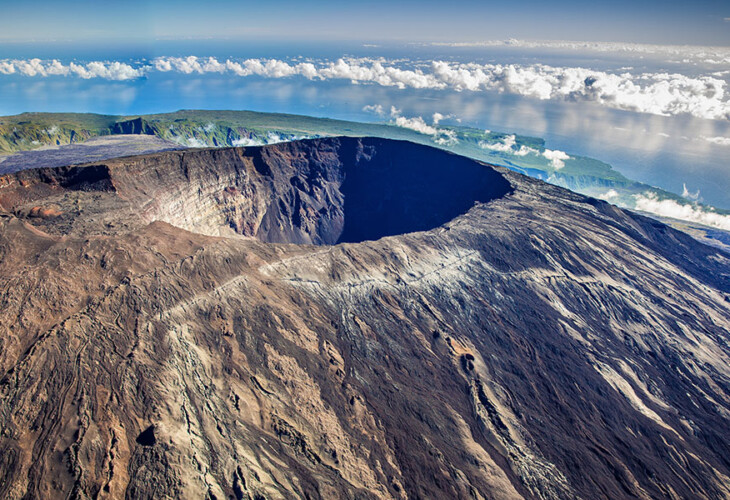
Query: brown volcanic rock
[[0, 137, 729, 499]]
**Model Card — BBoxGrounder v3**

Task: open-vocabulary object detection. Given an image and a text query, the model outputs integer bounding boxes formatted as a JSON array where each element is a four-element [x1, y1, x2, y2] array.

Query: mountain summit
[[0, 137, 728, 499]]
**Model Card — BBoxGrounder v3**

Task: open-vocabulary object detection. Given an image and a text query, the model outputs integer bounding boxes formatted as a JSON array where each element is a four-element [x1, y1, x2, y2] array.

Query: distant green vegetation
[[1, 109, 724, 218]]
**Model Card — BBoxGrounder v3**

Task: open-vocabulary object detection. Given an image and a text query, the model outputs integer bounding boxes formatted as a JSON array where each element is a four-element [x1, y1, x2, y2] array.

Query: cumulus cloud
[[481, 134, 517, 152], [230, 57, 730, 120], [598, 189, 619, 200], [0, 58, 143, 80], [231, 137, 264, 147], [362, 104, 385, 116], [635, 192, 730, 230], [542, 149, 571, 169], [479, 135, 538, 156], [393, 115, 438, 135], [479, 135, 570, 168], [3, 55, 730, 120], [70, 61, 143, 80], [221, 58, 315, 79], [0, 61, 15, 74], [231, 132, 309, 147], [389, 107, 458, 145], [391, 112, 439, 135], [433, 129, 458, 146]]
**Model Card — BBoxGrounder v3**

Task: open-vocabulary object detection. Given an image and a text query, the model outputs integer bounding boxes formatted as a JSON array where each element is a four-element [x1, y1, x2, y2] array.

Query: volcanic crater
[[0, 137, 513, 244]]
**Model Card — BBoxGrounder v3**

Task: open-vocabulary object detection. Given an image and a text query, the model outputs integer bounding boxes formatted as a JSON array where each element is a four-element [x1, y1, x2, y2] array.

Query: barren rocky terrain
[[0, 137, 729, 499]]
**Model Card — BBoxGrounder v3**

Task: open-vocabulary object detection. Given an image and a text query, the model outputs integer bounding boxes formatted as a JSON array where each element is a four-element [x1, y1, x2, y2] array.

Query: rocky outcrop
[[109, 117, 156, 136], [0, 137, 729, 499]]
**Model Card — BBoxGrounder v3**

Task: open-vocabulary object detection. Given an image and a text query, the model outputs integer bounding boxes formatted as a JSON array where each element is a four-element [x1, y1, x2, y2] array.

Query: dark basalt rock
[[109, 117, 156, 136], [136, 426, 156, 447], [0, 137, 728, 499]]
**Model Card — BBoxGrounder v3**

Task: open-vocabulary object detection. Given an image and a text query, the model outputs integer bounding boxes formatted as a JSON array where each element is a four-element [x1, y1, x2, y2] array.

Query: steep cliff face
[[0, 138, 729, 500]]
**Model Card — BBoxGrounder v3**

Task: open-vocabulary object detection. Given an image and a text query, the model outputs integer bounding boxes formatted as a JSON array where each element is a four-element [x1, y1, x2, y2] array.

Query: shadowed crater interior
[[335, 139, 511, 244]]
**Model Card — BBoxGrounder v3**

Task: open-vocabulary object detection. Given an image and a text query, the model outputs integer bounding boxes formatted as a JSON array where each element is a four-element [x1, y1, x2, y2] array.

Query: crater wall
[[107, 137, 513, 244]]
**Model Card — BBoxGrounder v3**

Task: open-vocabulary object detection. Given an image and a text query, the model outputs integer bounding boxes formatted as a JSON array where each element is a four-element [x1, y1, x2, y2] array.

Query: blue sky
[[1, 0, 728, 45]]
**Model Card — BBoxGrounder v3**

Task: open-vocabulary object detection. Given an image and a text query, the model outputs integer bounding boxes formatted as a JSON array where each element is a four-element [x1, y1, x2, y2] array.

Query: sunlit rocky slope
[[0, 138, 729, 499]]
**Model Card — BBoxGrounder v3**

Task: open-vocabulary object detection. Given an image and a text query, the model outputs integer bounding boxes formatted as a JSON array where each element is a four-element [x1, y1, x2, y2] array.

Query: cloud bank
[[0, 58, 143, 80], [2, 55, 730, 120], [635, 192, 730, 230]]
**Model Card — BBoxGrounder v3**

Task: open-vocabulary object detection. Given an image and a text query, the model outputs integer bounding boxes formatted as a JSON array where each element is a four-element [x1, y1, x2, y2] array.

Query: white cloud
[[480, 136, 570, 167], [3, 55, 730, 120], [393, 115, 438, 135], [478, 135, 538, 156], [682, 183, 701, 201], [433, 129, 459, 146], [635, 192, 730, 230], [186, 137, 208, 147], [68, 61, 143, 80], [389, 108, 458, 145], [362, 104, 385, 116], [431, 112, 458, 125], [231, 132, 309, 147], [598, 189, 619, 200], [0, 61, 15, 74], [480, 134, 517, 152], [154, 59, 172, 72], [542, 149, 571, 169], [701, 136, 730, 146], [232, 136, 264, 147]]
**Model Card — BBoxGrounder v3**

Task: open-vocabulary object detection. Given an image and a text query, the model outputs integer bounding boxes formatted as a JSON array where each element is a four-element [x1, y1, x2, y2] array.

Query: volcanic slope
[[0, 137, 729, 500]]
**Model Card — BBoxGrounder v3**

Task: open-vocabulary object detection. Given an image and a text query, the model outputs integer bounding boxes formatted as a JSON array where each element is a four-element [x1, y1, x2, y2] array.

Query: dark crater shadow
[[251, 137, 513, 245], [336, 139, 511, 244]]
